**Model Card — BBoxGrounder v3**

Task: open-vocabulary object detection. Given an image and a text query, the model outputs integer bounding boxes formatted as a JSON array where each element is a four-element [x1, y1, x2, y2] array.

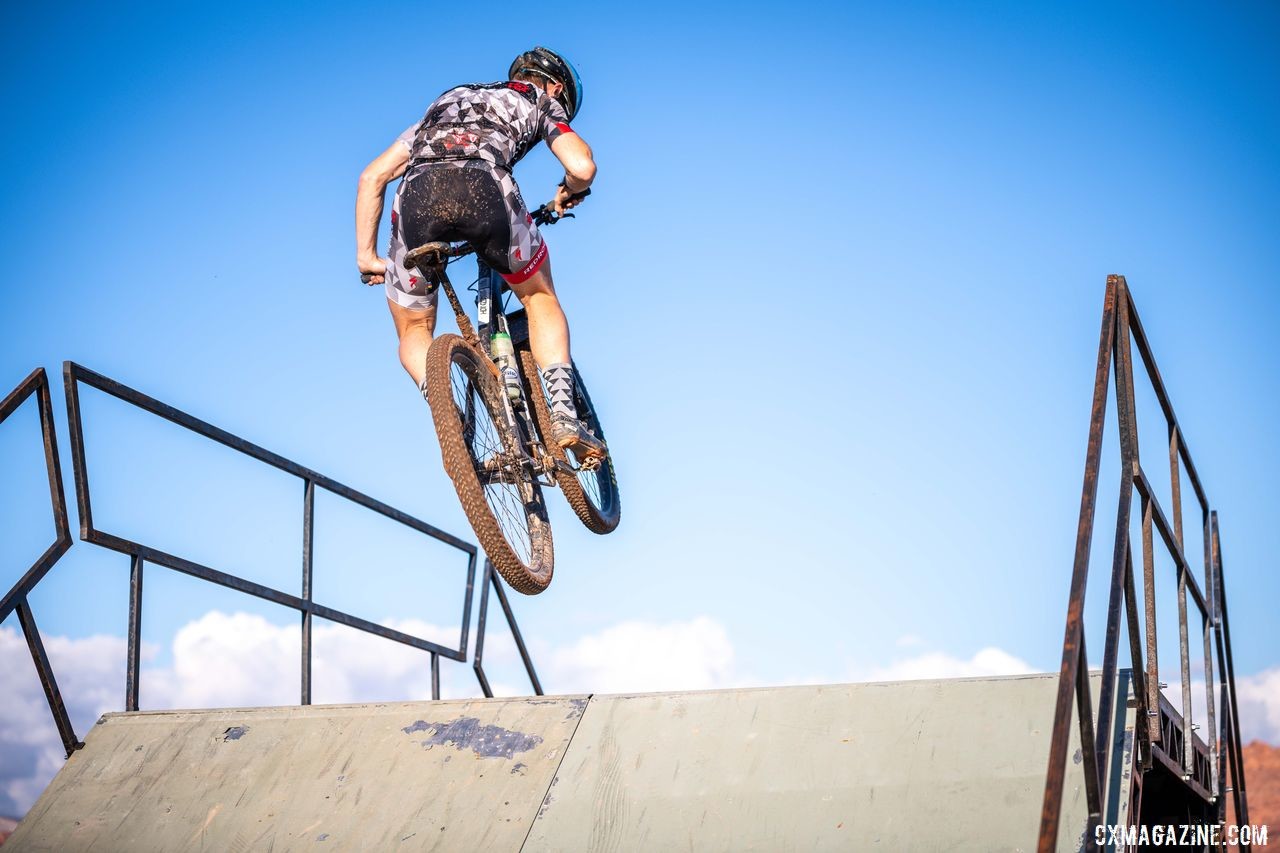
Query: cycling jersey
[[384, 81, 573, 310], [400, 81, 574, 172]]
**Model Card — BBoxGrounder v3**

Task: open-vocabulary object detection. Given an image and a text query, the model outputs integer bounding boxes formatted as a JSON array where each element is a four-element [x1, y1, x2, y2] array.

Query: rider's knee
[[511, 265, 557, 303], [388, 299, 437, 338]]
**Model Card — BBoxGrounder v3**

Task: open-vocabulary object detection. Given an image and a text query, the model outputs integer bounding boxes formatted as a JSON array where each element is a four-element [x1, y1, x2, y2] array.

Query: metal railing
[[3, 362, 541, 752], [0, 368, 79, 757], [474, 559, 543, 697], [1038, 276, 1249, 850]]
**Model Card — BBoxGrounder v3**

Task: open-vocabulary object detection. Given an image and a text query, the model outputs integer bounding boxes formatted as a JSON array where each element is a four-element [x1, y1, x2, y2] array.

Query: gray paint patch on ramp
[[401, 717, 543, 758]]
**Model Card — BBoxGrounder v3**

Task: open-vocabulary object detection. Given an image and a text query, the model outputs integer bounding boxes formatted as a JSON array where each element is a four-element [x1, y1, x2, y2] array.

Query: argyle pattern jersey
[[398, 81, 573, 173]]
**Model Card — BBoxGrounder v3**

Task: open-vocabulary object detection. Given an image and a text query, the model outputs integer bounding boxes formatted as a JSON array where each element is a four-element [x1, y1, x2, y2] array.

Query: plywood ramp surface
[[526, 675, 1094, 852], [9, 697, 589, 852], [10, 675, 1112, 852]]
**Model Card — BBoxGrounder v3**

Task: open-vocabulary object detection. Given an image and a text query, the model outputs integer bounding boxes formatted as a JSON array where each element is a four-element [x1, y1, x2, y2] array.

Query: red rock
[[1223, 740, 1278, 849]]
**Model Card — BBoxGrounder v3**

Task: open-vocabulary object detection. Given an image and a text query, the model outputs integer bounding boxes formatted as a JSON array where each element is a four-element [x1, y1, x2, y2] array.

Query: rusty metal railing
[[3, 362, 541, 751], [1038, 276, 1250, 850], [0, 368, 80, 757]]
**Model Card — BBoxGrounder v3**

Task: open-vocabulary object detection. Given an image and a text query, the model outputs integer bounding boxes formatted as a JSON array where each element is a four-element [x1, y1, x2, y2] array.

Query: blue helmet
[[509, 46, 584, 121]]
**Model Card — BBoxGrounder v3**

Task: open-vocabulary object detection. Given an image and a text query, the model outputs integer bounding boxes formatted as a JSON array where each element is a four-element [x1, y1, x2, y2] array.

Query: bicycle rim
[[426, 334, 553, 593]]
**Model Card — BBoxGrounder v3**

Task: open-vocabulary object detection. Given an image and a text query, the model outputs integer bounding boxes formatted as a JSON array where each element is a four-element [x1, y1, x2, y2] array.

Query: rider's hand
[[552, 184, 585, 216], [358, 255, 389, 285]]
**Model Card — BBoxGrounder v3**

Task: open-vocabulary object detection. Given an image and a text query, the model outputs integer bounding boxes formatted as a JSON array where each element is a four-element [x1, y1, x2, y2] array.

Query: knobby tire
[[426, 334, 554, 594]]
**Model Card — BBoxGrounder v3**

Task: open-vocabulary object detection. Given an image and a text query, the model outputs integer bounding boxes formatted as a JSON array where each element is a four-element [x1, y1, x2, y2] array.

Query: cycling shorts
[[384, 161, 547, 311]]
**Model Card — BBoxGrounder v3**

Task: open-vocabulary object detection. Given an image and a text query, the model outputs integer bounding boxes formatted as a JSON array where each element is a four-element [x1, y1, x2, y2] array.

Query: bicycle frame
[[478, 261, 556, 478], [432, 255, 560, 487]]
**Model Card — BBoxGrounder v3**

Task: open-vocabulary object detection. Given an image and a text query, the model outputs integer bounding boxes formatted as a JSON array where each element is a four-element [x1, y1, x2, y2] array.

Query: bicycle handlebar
[[359, 188, 590, 285]]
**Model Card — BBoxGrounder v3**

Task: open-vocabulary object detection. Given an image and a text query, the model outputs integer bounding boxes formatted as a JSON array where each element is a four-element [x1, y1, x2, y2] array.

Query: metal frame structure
[[4, 360, 543, 746], [0, 368, 81, 757], [62, 360, 481, 709], [473, 559, 544, 698], [1038, 276, 1250, 851]]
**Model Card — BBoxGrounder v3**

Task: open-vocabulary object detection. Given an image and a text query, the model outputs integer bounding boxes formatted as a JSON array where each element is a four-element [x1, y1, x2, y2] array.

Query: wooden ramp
[[9, 673, 1128, 852]]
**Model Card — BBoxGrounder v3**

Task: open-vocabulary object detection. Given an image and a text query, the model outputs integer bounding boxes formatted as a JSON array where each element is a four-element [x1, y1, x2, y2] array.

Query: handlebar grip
[[361, 273, 374, 285]]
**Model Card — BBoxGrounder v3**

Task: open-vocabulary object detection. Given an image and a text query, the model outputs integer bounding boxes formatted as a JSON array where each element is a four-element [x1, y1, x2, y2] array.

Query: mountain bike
[[392, 204, 620, 594]]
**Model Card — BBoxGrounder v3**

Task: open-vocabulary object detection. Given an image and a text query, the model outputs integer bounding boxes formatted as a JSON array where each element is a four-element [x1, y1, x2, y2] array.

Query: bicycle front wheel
[[425, 334, 554, 594]]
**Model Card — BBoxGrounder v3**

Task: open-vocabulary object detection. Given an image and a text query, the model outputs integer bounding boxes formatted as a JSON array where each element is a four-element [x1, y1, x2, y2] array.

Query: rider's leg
[[387, 299, 438, 389], [506, 258, 570, 367], [506, 261, 606, 460]]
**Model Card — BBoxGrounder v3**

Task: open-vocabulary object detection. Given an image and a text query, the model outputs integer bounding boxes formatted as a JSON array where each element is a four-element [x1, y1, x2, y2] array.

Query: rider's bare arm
[[355, 140, 411, 284], [550, 132, 596, 214]]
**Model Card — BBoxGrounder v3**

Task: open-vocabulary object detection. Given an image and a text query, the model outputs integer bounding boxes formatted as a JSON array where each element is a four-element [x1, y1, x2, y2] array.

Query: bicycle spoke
[[486, 482, 532, 565], [448, 357, 535, 567], [580, 465, 603, 504]]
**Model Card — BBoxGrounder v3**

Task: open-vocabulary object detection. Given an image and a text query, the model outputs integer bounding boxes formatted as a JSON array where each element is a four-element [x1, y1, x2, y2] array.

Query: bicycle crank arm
[[477, 453, 549, 484], [553, 456, 603, 475]]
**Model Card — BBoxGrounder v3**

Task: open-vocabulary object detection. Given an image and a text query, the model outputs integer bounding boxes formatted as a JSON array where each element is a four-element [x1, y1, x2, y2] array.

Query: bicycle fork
[[471, 263, 564, 487]]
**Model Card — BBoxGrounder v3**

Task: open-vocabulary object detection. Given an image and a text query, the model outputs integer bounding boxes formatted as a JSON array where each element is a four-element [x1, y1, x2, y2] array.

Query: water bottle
[[490, 332, 523, 401]]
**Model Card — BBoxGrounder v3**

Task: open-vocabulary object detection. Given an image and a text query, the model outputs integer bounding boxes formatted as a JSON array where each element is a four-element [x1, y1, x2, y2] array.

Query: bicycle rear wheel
[[518, 346, 621, 534], [426, 333, 554, 594]]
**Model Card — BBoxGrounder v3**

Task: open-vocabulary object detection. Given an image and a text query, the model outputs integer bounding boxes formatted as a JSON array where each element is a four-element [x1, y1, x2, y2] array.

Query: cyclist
[[355, 46, 605, 460]]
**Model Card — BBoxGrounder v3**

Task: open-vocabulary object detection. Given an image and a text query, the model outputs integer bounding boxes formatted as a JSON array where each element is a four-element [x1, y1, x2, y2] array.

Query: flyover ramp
[[9, 673, 1124, 852]]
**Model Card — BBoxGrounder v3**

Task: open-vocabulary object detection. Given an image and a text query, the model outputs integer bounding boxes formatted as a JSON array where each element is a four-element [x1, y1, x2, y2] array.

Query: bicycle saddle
[[405, 242, 452, 272]]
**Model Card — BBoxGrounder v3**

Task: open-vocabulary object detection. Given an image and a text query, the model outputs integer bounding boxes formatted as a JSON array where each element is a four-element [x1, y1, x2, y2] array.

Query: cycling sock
[[542, 363, 579, 421]]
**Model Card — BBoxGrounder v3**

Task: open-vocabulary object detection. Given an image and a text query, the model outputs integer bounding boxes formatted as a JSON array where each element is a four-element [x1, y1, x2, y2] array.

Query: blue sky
[[3, 0, 1280, 814]]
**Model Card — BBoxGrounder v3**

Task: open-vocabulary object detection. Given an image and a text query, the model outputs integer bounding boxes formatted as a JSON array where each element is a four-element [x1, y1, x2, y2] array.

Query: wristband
[[558, 178, 590, 201]]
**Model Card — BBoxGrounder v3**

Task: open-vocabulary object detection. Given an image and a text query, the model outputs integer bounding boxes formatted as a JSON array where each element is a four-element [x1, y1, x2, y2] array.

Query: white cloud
[[0, 612, 740, 816], [547, 616, 736, 694], [1236, 667, 1280, 744], [1139, 667, 1280, 747], [0, 614, 1116, 823], [862, 646, 1037, 682], [0, 628, 131, 818], [0, 614, 491, 818], [139, 611, 495, 710]]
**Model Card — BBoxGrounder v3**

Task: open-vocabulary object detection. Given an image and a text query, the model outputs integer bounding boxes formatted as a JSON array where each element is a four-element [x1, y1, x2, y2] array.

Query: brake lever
[[532, 187, 591, 227], [535, 209, 575, 226]]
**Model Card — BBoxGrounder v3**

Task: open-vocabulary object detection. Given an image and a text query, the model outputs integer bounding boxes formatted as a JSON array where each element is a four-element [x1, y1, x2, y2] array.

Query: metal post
[[1094, 276, 1139, 795], [1168, 425, 1184, 549], [36, 373, 71, 555], [1141, 496, 1160, 743], [1038, 278, 1117, 853], [16, 599, 82, 757], [473, 561, 494, 698], [126, 554, 144, 712], [1201, 510, 1219, 798], [1075, 639, 1104, 853], [62, 362, 95, 538], [1202, 610, 1218, 797], [1212, 513, 1249, 825], [456, 551, 477, 659], [1122, 549, 1150, 766], [431, 653, 440, 700], [493, 569, 544, 696], [301, 478, 315, 706], [1177, 566, 1193, 776]]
